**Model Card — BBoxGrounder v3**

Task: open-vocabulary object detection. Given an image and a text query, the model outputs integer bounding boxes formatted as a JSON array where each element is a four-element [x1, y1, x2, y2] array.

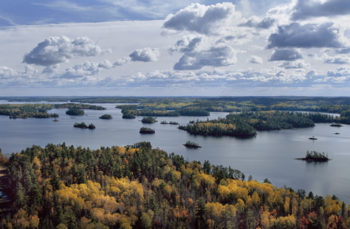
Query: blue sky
[[0, 0, 350, 96], [0, 0, 290, 25]]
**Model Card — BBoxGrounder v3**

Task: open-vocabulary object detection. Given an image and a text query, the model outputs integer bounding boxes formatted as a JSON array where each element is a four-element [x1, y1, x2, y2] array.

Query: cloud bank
[[292, 0, 350, 20], [163, 3, 240, 35], [174, 44, 237, 70], [270, 49, 302, 61], [23, 36, 105, 66], [129, 48, 160, 62], [268, 23, 343, 49]]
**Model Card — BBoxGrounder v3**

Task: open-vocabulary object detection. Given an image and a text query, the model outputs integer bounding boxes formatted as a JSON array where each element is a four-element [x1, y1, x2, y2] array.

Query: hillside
[[0, 143, 348, 228]]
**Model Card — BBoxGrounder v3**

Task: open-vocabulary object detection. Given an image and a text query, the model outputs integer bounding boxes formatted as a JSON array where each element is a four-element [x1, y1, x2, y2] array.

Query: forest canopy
[[0, 143, 349, 228]]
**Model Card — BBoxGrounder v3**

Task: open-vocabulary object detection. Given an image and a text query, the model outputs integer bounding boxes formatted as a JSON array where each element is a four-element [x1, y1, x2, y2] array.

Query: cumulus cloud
[[327, 67, 350, 77], [174, 44, 237, 70], [169, 36, 202, 53], [279, 60, 308, 69], [336, 48, 350, 54], [23, 36, 105, 66], [114, 57, 131, 66], [163, 3, 240, 35], [268, 23, 344, 49], [59, 60, 113, 79], [0, 66, 17, 79], [239, 16, 275, 29], [292, 0, 350, 20], [129, 48, 160, 62], [249, 55, 263, 64], [270, 49, 302, 61], [128, 68, 310, 86], [324, 55, 350, 65]]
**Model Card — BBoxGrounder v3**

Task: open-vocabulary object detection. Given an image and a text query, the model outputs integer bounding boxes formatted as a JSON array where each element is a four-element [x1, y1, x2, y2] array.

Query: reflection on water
[[0, 103, 350, 202]]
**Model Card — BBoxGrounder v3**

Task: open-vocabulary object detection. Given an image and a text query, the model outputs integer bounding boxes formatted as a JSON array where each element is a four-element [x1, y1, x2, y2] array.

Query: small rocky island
[[183, 141, 201, 149], [139, 127, 155, 134], [297, 151, 330, 162], [99, 114, 112, 120], [74, 122, 96, 129], [141, 117, 157, 124], [330, 123, 342, 127], [160, 121, 179, 125]]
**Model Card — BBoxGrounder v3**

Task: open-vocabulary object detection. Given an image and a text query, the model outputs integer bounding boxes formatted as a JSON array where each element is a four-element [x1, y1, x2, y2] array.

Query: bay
[[0, 103, 349, 202]]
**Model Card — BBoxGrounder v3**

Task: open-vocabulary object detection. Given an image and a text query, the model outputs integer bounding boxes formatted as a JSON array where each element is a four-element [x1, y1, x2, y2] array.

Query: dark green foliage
[[66, 108, 84, 116], [138, 110, 180, 117], [141, 117, 157, 124], [183, 141, 201, 149], [178, 108, 209, 116], [0, 104, 58, 119], [0, 103, 104, 119], [179, 119, 256, 138], [180, 111, 321, 138], [99, 114, 112, 120], [139, 127, 155, 134], [1, 143, 347, 228], [297, 151, 330, 162], [73, 122, 96, 129], [117, 105, 137, 119]]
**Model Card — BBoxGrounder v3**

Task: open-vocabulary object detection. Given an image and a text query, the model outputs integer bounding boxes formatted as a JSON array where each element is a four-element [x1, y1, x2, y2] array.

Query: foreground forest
[[0, 143, 349, 228]]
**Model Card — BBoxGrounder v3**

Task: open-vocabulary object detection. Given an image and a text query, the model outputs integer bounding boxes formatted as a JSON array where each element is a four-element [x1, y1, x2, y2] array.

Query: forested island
[[0, 143, 348, 228], [74, 122, 96, 129], [0, 104, 105, 119], [179, 111, 338, 138], [99, 114, 112, 120], [3, 97, 350, 123], [183, 141, 201, 149], [117, 105, 209, 119], [141, 117, 157, 124], [139, 127, 155, 134], [63, 96, 350, 120], [66, 108, 85, 116], [297, 151, 330, 162]]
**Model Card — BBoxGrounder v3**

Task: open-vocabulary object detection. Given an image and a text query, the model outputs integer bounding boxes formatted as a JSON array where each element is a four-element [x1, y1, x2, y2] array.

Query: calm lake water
[[1, 103, 350, 202]]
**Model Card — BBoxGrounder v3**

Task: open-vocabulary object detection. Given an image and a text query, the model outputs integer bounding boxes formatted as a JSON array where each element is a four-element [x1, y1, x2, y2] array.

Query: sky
[[0, 0, 350, 96]]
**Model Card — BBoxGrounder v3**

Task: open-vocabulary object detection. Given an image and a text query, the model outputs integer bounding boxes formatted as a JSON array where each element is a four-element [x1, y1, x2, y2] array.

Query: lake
[[1, 103, 350, 202]]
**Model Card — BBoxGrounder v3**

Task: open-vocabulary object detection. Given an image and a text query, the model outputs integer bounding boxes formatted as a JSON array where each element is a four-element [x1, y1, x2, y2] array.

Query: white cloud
[[327, 67, 350, 78], [270, 49, 302, 61], [23, 36, 105, 66], [114, 57, 131, 66], [324, 55, 350, 65], [292, 0, 350, 20], [129, 48, 160, 62], [163, 3, 241, 35], [279, 60, 308, 69], [174, 44, 237, 70], [59, 61, 112, 79], [268, 22, 344, 49], [169, 36, 202, 53], [336, 48, 350, 54], [249, 55, 263, 64], [239, 16, 275, 29], [0, 66, 17, 79]]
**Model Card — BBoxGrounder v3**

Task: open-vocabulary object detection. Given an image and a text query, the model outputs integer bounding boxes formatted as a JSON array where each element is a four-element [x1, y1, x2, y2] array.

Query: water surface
[[0, 103, 349, 202]]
